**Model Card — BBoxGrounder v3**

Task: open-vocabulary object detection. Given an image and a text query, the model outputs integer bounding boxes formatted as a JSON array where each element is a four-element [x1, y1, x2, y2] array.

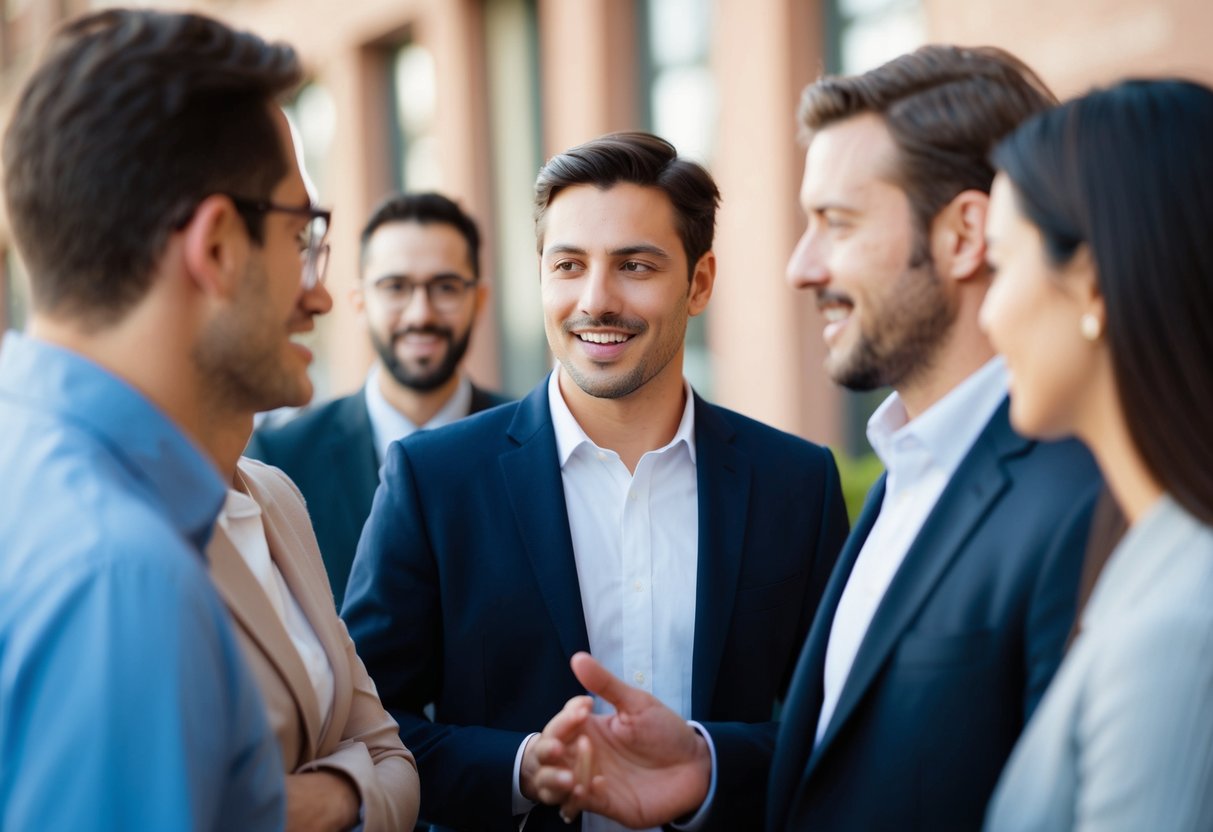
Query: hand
[[285, 771, 361, 832], [520, 693, 598, 806], [531, 652, 712, 827]]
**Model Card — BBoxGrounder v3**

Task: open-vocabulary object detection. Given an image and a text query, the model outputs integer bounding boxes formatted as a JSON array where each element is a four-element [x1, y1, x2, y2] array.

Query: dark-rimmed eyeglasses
[[370, 274, 478, 313], [228, 196, 332, 290]]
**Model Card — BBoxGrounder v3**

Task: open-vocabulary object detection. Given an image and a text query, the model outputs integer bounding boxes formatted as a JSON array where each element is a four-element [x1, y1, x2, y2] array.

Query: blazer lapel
[[689, 398, 751, 718], [208, 520, 325, 761], [767, 475, 885, 831], [241, 463, 344, 757], [325, 393, 380, 552], [499, 380, 591, 662], [807, 401, 1028, 770]]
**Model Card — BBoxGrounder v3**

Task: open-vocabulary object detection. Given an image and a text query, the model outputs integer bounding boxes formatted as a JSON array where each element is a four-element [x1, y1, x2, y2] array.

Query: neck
[[895, 305, 995, 422], [1076, 386, 1164, 527], [378, 366, 461, 427], [557, 361, 687, 474]]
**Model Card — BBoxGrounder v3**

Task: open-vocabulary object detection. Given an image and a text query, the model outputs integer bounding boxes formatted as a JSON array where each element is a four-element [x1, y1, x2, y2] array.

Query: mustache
[[562, 315, 647, 336], [814, 289, 854, 311], [391, 324, 453, 342]]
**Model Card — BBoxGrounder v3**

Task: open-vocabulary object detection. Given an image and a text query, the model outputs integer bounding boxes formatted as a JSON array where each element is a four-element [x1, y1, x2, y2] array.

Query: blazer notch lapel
[[810, 429, 1013, 766], [690, 405, 750, 718], [208, 525, 326, 761], [499, 417, 591, 663], [234, 465, 331, 757], [769, 475, 885, 822]]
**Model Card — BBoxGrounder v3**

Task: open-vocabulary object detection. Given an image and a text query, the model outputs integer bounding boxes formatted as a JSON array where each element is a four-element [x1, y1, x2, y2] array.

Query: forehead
[[542, 183, 680, 252], [802, 112, 903, 207], [363, 221, 472, 275], [269, 106, 309, 203]]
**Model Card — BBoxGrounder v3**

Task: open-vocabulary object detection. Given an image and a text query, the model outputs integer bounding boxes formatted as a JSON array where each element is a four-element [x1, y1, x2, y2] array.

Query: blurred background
[[2, 0, 1210, 507]]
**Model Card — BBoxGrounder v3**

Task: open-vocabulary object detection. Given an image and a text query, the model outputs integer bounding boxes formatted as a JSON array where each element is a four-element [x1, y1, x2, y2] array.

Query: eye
[[620, 260, 652, 273], [377, 277, 407, 297], [431, 278, 463, 297], [551, 260, 583, 274]]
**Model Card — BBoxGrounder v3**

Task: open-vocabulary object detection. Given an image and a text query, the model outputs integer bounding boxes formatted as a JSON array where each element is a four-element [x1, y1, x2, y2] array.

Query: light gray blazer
[[985, 495, 1213, 831]]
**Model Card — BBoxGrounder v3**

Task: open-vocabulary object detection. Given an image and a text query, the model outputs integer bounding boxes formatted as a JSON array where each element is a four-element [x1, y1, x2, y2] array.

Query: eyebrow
[[543, 243, 672, 260], [371, 271, 467, 285]]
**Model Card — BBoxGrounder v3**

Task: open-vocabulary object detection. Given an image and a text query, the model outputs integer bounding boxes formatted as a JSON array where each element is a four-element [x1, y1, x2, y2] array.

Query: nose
[[578, 263, 620, 318], [398, 281, 438, 324], [302, 279, 333, 316], [786, 227, 829, 290]]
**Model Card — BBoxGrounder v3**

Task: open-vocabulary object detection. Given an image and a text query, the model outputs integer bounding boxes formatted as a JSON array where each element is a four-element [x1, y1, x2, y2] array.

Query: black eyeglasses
[[227, 196, 332, 290], [370, 274, 479, 313]]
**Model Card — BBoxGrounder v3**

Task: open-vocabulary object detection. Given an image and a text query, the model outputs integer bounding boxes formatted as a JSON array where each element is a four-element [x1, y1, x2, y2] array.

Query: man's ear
[[932, 189, 989, 283], [472, 279, 490, 319], [179, 194, 249, 299], [688, 250, 716, 317]]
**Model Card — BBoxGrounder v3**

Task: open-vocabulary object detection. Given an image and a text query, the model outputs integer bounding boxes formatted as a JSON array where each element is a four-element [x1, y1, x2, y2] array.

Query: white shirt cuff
[[512, 732, 540, 818], [669, 720, 717, 831]]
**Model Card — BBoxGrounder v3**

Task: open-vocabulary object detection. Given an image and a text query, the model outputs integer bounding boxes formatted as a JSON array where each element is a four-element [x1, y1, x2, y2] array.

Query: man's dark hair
[[994, 78, 1213, 526], [799, 45, 1057, 238], [3, 9, 301, 329], [533, 131, 720, 277], [359, 191, 482, 280]]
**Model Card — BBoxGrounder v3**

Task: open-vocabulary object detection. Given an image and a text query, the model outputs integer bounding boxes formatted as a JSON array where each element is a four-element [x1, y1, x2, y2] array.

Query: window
[[640, 0, 717, 397], [389, 41, 442, 192]]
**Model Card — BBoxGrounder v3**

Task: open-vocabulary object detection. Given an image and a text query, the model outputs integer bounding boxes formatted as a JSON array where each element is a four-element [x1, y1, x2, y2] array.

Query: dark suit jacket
[[765, 399, 1101, 832], [245, 383, 509, 606], [342, 377, 850, 832]]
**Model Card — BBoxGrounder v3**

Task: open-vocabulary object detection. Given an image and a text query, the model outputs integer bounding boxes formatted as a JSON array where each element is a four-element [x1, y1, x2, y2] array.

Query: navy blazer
[[765, 399, 1101, 832], [245, 384, 509, 606], [342, 377, 850, 831]]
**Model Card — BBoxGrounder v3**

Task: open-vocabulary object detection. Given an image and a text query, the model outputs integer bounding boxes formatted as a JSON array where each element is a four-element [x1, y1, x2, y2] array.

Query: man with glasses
[[0, 9, 325, 829], [248, 191, 509, 606]]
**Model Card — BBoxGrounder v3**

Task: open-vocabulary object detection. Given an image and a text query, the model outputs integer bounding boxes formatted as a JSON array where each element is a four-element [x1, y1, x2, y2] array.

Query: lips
[[816, 291, 855, 347], [574, 330, 634, 361], [393, 327, 451, 362]]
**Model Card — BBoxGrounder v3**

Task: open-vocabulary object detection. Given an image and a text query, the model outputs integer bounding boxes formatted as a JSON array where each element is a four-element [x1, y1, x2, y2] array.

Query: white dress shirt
[[217, 486, 336, 731], [363, 366, 474, 464], [815, 358, 1009, 744], [511, 370, 702, 832]]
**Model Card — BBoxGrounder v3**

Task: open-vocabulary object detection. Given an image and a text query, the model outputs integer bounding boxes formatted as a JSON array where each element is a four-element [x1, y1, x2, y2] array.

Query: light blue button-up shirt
[[0, 332, 284, 830]]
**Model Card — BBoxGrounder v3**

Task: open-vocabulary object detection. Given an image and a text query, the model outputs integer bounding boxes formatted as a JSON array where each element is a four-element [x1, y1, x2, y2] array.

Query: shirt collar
[[867, 357, 1009, 485], [364, 364, 473, 463], [0, 331, 226, 552], [547, 369, 697, 467]]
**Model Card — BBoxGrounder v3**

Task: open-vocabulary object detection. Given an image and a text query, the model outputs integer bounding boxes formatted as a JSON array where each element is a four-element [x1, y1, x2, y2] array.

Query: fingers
[[570, 651, 649, 714], [542, 694, 593, 743]]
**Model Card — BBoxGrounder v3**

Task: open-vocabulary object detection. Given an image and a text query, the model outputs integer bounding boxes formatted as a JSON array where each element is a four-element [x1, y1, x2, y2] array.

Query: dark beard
[[371, 325, 472, 392]]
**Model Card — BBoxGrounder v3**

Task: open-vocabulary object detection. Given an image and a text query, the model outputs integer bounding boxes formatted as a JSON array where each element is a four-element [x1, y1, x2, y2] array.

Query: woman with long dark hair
[[980, 78, 1213, 830]]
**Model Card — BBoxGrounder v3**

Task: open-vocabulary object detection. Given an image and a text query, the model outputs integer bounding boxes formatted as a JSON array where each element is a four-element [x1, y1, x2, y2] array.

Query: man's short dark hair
[[533, 131, 720, 277], [359, 192, 482, 280], [3, 9, 301, 329], [799, 45, 1057, 237]]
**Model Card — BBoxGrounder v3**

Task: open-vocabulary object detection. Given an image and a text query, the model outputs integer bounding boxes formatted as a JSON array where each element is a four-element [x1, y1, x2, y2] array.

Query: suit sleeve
[[695, 445, 850, 831], [342, 441, 527, 829], [297, 616, 421, 832], [1073, 609, 1213, 830], [1023, 481, 1100, 720]]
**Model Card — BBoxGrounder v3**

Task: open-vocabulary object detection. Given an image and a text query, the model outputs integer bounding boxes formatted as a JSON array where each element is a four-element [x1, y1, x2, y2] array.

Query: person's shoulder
[[698, 398, 834, 462], [408, 395, 523, 450], [248, 392, 365, 456], [470, 384, 514, 413]]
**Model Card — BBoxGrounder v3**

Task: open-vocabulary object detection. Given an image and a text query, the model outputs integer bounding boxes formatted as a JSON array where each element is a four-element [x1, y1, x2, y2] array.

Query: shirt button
[[633, 671, 645, 685], [628, 491, 638, 502], [633, 580, 643, 592]]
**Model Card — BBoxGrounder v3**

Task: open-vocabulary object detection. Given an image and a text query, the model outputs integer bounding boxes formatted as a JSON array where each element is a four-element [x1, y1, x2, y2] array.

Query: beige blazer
[[208, 457, 419, 832]]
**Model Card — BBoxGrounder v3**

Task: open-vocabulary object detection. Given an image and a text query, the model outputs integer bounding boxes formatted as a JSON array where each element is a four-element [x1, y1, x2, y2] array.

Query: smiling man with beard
[[247, 192, 509, 606]]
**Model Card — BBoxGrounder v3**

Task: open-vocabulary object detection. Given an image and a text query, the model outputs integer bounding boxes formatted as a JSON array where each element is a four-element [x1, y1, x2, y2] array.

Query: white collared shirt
[[363, 365, 474, 464], [512, 370, 700, 832], [217, 487, 336, 728], [815, 358, 1009, 745]]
